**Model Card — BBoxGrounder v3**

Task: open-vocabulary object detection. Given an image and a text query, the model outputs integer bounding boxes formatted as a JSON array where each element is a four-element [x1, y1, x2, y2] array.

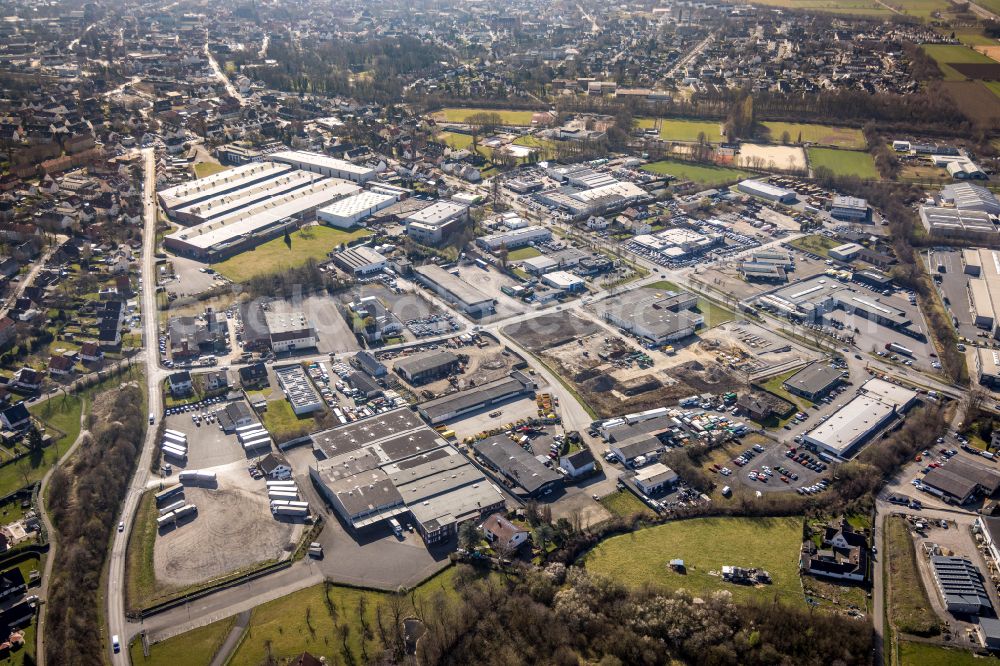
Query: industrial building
[[404, 201, 469, 246], [738, 261, 787, 282], [941, 183, 1000, 216], [269, 150, 377, 183], [977, 347, 1000, 388], [318, 191, 397, 228], [274, 364, 323, 415], [418, 371, 535, 424], [476, 225, 552, 252], [737, 179, 797, 204], [920, 206, 999, 244], [600, 289, 702, 346], [965, 249, 1000, 338], [830, 196, 869, 222], [921, 458, 1000, 504], [308, 409, 505, 543], [264, 311, 317, 353], [332, 246, 387, 277], [829, 243, 863, 262], [930, 556, 993, 615], [630, 228, 722, 259], [631, 463, 679, 495], [802, 378, 916, 458], [163, 178, 360, 262], [412, 264, 495, 316], [157, 162, 293, 218], [394, 350, 460, 385], [757, 276, 909, 329], [782, 362, 843, 401], [473, 434, 562, 498], [541, 270, 586, 292], [534, 176, 649, 218]]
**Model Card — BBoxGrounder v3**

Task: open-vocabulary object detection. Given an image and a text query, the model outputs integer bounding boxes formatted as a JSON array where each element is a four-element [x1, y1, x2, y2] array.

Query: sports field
[[807, 148, 879, 179], [584, 516, 806, 606], [437, 131, 476, 150], [921, 44, 998, 80], [636, 118, 723, 143], [761, 122, 865, 149], [641, 159, 751, 187], [434, 107, 540, 125], [213, 225, 371, 282]]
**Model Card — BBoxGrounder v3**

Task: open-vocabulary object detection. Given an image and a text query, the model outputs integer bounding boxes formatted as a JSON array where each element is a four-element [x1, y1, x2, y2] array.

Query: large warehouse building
[[318, 190, 398, 228], [920, 206, 999, 244], [418, 371, 536, 424], [412, 264, 495, 316], [600, 289, 703, 346], [157, 162, 294, 220], [965, 249, 1000, 338], [802, 378, 917, 459], [269, 150, 378, 183], [941, 183, 1000, 216], [163, 177, 360, 261], [476, 225, 552, 252], [308, 408, 505, 544], [404, 201, 469, 246], [737, 179, 797, 204]]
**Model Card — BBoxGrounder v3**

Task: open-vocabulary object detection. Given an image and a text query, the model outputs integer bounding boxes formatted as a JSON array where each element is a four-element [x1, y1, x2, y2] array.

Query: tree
[[781, 130, 791, 145], [458, 520, 480, 551], [498, 242, 509, 269]]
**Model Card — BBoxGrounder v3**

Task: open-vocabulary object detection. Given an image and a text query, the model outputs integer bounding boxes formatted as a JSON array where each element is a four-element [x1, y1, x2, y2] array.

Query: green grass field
[[899, 642, 1000, 666], [644, 281, 734, 328], [130, 616, 235, 666], [599, 489, 656, 520], [435, 107, 539, 125], [0, 394, 87, 498], [761, 122, 865, 149], [192, 162, 228, 178], [746, 0, 949, 17], [260, 398, 319, 443], [921, 44, 997, 80], [213, 225, 371, 283], [228, 566, 479, 666], [585, 516, 806, 606], [508, 246, 542, 261], [952, 31, 998, 47], [785, 233, 841, 257], [641, 159, 751, 187], [636, 118, 723, 143], [807, 148, 879, 179], [437, 131, 475, 150], [887, 516, 940, 637]]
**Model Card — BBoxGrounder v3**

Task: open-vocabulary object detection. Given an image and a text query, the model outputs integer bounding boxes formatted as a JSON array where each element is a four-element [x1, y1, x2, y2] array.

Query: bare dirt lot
[[738, 143, 807, 172], [501, 312, 602, 352], [153, 466, 303, 586]]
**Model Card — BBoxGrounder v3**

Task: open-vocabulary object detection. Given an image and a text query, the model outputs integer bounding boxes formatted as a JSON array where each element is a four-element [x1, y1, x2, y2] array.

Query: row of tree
[[45, 383, 146, 666]]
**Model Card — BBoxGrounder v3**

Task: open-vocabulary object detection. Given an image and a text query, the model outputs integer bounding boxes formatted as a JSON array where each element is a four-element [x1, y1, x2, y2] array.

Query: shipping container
[[286, 501, 309, 508], [238, 429, 268, 443], [155, 485, 183, 504], [163, 431, 187, 445], [270, 500, 292, 507], [266, 480, 296, 488], [235, 423, 264, 434], [163, 429, 187, 441], [173, 504, 198, 521], [156, 512, 175, 528], [159, 500, 185, 516], [196, 471, 217, 483], [162, 446, 187, 460], [268, 490, 299, 500], [162, 441, 187, 453], [273, 506, 309, 517], [178, 470, 198, 482], [242, 437, 272, 451]]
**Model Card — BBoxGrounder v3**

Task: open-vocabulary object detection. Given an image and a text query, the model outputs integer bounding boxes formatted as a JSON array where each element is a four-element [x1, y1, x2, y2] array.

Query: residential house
[[47, 355, 75, 377], [0, 569, 25, 601], [0, 403, 31, 430], [239, 362, 268, 388], [560, 449, 596, 478], [11, 368, 41, 393], [204, 370, 230, 392], [802, 518, 868, 582], [259, 453, 292, 480], [79, 341, 103, 363], [168, 371, 194, 398], [481, 513, 530, 551]]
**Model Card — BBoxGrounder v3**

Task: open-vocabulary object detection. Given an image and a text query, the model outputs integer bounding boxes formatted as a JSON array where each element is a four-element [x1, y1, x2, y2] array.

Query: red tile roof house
[[79, 341, 103, 363], [481, 513, 530, 552], [47, 355, 75, 377]]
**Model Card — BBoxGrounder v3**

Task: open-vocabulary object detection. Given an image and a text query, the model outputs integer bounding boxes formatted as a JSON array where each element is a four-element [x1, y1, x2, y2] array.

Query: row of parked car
[[785, 448, 828, 473], [731, 442, 766, 467]]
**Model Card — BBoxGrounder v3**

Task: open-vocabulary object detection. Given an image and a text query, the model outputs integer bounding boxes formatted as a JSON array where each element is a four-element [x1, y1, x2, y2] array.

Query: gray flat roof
[[394, 350, 459, 377], [418, 374, 531, 422], [783, 362, 842, 396], [311, 408, 424, 458], [473, 434, 561, 494], [413, 264, 493, 307], [322, 467, 404, 519]]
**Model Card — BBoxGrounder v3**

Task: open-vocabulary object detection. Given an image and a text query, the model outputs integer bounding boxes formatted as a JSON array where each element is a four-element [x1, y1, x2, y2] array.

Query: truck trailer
[[154, 485, 183, 504]]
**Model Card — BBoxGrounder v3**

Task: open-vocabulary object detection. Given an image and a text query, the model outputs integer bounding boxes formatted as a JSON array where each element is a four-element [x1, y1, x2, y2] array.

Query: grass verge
[[130, 615, 236, 666], [886, 516, 940, 637]]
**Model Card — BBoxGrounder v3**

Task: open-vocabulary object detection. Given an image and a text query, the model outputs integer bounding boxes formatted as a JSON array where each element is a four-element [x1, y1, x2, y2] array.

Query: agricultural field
[[939, 82, 1000, 124], [584, 516, 807, 606], [212, 225, 371, 283], [807, 148, 879, 179], [760, 122, 865, 149], [641, 159, 751, 187], [921, 44, 999, 80], [433, 107, 543, 126], [636, 118, 723, 143]]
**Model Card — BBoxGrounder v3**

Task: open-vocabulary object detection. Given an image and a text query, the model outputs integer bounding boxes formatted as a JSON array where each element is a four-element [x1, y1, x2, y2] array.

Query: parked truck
[[273, 505, 309, 518], [154, 484, 184, 505], [159, 500, 185, 516], [885, 342, 914, 357]]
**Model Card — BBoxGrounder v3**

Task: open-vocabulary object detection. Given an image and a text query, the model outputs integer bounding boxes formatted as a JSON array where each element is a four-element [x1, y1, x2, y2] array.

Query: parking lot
[[162, 254, 230, 297], [930, 249, 987, 342], [160, 398, 251, 470]]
